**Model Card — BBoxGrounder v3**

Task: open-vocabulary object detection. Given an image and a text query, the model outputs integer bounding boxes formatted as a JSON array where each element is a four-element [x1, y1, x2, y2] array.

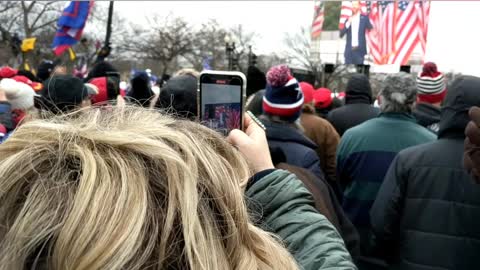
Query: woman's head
[[0, 107, 297, 270]]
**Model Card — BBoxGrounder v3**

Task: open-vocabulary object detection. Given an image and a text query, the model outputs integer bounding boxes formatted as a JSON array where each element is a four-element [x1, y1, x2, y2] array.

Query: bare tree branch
[[27, 1, 36, 13], [31, 18, 57, 33], [0, 1, 17, 13], [283, 26, 319, 71], [119, 16, 197, 74], [30, 1, 57, 31]]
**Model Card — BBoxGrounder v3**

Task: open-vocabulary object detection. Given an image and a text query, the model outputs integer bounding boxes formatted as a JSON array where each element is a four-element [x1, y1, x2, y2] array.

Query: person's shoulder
[[411, 123, 437, 141], [390, 142, 444, 178], [327, 106, 347, 119], [398, 141, 434, 160], [345, 117, 378, 135], [246, 169, 310, 202]]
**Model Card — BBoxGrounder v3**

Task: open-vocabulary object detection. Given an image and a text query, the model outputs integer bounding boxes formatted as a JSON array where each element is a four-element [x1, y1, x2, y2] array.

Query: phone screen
[[200, 75, 243, 136]]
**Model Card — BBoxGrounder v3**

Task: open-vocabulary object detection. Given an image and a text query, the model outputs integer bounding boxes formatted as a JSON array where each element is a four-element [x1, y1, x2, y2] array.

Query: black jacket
[[370, 76, 480, 270], [413, 103, 441, 133], [263, 119, 325, 180], [327, 74, 379, 136]]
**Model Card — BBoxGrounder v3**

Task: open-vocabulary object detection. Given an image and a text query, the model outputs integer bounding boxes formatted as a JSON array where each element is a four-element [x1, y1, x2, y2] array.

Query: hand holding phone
[[227, 112, 274, 174]]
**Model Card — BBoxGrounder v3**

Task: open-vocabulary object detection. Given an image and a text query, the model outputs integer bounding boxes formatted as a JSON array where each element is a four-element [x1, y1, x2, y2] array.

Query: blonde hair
[[0, 107, 298, 270]]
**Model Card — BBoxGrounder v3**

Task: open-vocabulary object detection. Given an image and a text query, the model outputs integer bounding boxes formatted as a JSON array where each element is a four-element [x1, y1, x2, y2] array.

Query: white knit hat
[[416, 73, 445, 95], [0, 78, 36, 110]]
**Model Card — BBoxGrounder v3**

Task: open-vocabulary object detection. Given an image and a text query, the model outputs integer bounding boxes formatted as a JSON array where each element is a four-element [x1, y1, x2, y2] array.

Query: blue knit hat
[[262, 65, 304, 121]]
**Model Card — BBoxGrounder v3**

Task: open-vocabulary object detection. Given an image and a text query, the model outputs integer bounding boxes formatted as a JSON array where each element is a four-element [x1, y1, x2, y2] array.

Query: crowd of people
[[0, 59, 479, 270]]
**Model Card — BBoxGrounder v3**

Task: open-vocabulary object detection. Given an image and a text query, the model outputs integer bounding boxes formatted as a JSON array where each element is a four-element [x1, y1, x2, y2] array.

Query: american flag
[[415, 0, 431, 58], [311, 0, 325, 39], [366, 1, 431, 65]]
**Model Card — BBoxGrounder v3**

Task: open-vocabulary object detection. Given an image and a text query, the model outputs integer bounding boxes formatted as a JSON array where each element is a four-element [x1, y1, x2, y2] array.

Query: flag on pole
[[68, 47, 76, 61], [311, 0, 325, 39], [52, 1, 94, 56], [21, 37, 37, 53]]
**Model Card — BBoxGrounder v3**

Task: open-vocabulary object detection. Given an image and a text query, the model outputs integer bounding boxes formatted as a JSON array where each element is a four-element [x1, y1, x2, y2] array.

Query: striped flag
[[52, 1, 94, 56], [366, 2, 382, 64], [365, 1, 430, 65], [311, 0, 325, 39], [415, 0, 431, 60], [390, 1, 420, 65]]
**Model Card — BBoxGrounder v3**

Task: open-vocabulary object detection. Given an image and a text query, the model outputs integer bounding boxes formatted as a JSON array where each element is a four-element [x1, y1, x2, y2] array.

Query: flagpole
[[105, 1, 114, 48], [96, 1, 114, 62]]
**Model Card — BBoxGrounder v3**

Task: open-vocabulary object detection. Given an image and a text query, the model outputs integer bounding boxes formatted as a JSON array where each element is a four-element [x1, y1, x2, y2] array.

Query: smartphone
[[198, 71, 246, 136]]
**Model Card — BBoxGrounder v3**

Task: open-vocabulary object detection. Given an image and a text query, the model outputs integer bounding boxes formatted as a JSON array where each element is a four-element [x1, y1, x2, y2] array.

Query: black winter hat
[[37, 60, 55, 82], [127, 71, 154, 107], [156, 75, 197, 119], [37, 75, 89, 113]]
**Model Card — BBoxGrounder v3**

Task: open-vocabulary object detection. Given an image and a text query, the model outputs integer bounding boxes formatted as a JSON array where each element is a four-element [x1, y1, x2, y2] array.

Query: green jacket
[[246, 170, 357, 270]]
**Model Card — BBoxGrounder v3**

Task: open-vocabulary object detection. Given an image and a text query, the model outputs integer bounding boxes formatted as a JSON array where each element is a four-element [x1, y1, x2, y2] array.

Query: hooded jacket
[[246, 170, 357, 270], [370, 76, 480, 270], [413, 102, 441, 133], [327, 74, 380, 136], [262, 119, 325, 180]]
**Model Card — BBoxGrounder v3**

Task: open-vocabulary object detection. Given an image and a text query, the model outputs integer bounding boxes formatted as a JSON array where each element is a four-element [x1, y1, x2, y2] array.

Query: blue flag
[[52, 1, 93, 56]]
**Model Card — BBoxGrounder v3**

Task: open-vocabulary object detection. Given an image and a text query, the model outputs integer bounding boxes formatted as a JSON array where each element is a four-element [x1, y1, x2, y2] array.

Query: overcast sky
[[114, 1, 313, 54], [112, 1, 480, 76]]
